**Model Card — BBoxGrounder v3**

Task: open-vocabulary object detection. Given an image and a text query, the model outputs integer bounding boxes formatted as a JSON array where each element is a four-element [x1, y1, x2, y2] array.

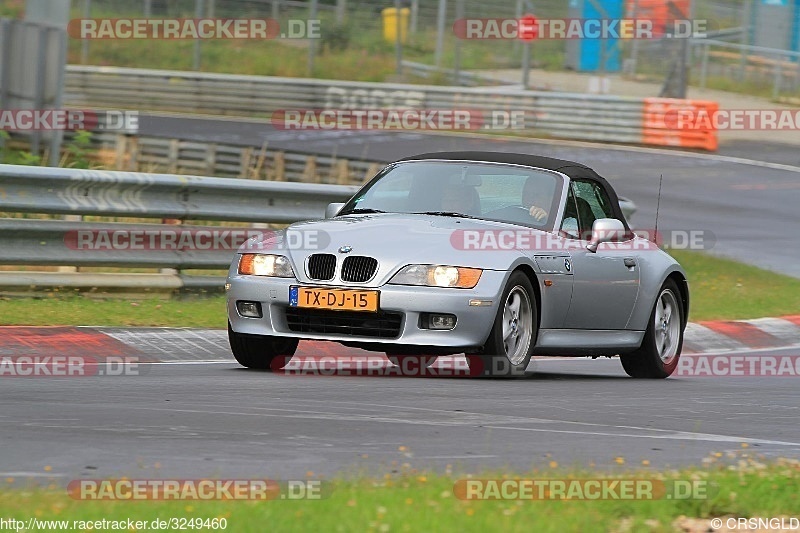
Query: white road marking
[[114, 404, 800, 448], [482, 425, 800, 446], [443, 131, 800, 174]]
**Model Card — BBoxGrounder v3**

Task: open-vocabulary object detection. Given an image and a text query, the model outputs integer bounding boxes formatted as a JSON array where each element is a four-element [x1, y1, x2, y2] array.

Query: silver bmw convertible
[[227, 152, 689, 378]]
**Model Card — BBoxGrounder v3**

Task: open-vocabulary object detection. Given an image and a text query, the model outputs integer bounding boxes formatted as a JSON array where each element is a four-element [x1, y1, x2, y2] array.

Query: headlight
[[238, 254, 295, 277], [389, 264, 482, 288]]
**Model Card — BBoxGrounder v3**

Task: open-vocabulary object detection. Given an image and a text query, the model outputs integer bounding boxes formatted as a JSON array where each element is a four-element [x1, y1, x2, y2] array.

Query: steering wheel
[[484, 205, 547, 224]]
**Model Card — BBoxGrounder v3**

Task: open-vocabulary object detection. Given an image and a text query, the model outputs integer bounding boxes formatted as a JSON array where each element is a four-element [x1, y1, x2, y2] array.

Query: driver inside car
[[522, 176, 554, 222]]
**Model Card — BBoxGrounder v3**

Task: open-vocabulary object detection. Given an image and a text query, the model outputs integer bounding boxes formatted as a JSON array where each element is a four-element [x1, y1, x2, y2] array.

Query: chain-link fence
[[52, 0, 800, 98]]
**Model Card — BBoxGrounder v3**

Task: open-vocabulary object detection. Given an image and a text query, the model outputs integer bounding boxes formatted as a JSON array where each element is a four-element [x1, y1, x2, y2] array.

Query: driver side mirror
[[325, 202, 345, 219], [586, 218, 625, 253]]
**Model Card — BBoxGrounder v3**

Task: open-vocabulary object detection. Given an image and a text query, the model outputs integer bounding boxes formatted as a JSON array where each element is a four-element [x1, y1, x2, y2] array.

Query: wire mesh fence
[[11, 0, 800, 98]]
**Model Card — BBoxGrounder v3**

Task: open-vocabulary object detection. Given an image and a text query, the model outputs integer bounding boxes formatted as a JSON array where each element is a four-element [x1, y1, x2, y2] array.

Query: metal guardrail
[[64, 65, 716, 150], [0, 218, 239, 270], [400, 60, 516, 87], [0, 164, 359, 223], [0, 164, 361, 293]]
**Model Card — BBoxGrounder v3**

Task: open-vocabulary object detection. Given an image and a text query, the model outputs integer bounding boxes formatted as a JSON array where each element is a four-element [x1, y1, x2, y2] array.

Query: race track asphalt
[[2, 333, 798, 482]]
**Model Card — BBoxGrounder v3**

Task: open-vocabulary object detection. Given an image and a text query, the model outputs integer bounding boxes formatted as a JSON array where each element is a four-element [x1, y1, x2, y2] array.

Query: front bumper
[[226, 270, 507, 348]]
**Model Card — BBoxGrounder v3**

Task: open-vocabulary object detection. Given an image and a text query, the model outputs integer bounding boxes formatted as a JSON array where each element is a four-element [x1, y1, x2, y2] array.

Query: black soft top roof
[[397, 151, 628, 228], [398, 151, 600, 180]]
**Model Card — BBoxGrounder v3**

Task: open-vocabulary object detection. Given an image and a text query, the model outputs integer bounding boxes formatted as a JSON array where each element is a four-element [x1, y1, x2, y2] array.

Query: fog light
[[237, 301, 263, 318], [422, 313, 456, 330]]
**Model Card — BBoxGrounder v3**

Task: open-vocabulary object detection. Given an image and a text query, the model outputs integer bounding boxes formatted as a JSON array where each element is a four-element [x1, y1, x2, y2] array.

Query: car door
[[562, 180, 640, 330]]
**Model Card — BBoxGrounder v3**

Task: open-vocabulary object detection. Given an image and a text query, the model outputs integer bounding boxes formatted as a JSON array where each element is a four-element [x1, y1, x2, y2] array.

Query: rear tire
[[467, 271, 537, 378], [228, 322, 298, 370], [620, 280, 684, 379]]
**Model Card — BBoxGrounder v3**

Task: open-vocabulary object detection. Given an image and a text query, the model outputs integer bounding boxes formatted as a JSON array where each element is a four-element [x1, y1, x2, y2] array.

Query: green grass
[[0, 251, 798, 327], [669, 250, 800, 322], [0, 296, 227, 328], [0, 454, 798, 532], [62, 5, 546, 83]]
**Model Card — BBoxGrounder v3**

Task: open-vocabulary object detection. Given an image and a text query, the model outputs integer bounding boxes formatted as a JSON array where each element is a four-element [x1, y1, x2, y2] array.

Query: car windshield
[[338, 161, 563, 229]]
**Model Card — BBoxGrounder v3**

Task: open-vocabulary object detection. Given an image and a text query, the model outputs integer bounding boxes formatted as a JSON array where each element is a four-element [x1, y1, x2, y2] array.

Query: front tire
[[228, 322, 298, 370], [467, 271, 537, 377], [620, 280, 684, 379]]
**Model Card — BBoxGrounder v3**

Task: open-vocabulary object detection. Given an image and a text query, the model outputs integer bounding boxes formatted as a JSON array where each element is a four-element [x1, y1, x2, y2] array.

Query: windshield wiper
[[343, 208, 386, 214], [414, 211, 479, 219]]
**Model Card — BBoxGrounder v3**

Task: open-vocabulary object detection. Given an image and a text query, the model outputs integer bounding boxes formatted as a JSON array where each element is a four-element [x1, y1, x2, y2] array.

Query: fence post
[[453, 0, 464, 85], [365, 163, 381, 182], [335, 159, 350, 185], [303, 156, 318, 182], [240, 147, 254, 178], [336, 0, 346, 24], [59, 214, 83, 273], [205, 143, 217, 175], [272, 151, 286, 181], [193, 0, 204, 70], [81, 0, 91, 64], [434, 0, 446, 67], [115, 134, 127, 170], [252, 142, 269, 179], [308, 0, 318, 76], [699, 42, 709, 89], [394, 0, 403, 75], [168, 139, 179, 174], [773, 53, 783, 100], [127, 136, 139, 171]]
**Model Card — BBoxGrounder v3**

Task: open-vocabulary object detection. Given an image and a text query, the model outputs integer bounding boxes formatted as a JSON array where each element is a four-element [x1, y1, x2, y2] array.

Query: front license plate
[[290, 286, 379, 312]]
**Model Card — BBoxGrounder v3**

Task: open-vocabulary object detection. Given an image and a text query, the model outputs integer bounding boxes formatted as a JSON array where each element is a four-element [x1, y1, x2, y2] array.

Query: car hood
[[242, 213, 555, 286]]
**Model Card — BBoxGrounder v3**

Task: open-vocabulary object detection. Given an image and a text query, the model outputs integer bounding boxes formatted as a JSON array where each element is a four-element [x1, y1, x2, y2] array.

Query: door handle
[[623, 258, 636, 268]]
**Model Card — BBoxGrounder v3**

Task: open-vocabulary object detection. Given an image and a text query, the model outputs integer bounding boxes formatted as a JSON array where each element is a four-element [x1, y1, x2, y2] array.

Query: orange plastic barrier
[[642, 98, 719, 151], [625, 0, 690, 37]]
